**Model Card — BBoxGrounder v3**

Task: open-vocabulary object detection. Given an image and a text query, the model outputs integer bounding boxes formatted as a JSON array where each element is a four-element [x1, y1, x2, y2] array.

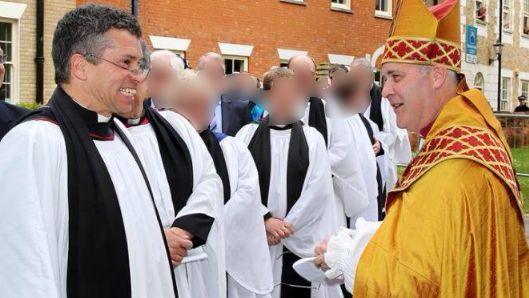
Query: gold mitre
[[382, 0, 461, 72]]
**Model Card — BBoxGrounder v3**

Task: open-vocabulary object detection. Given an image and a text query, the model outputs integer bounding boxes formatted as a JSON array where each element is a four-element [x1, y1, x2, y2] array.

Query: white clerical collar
[[97, 114, 112, 123], [127, 117, 141, 125]]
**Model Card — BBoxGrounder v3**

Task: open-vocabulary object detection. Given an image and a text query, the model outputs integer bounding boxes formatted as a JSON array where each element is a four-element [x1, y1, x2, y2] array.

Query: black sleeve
[[172, 213, 214, 247], [263, 212, 272, 221], [376, 146, 385, 157]]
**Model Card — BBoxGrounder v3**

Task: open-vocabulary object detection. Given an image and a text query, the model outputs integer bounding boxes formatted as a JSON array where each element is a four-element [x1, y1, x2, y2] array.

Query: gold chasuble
[[354, 0, 529, 296]]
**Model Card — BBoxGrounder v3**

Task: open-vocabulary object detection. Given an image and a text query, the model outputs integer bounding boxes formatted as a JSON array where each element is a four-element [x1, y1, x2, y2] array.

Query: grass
[[397, 146, 529, 214], [512, 147, 529, 214]]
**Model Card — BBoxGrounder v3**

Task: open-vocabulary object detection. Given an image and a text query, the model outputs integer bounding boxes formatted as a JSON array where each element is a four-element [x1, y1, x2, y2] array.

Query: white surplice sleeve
[[159, 110, 221, 223], [0, 121, 69, 298], [283, 127, 334, 258], [221, 137, 274, 295], [324, 219, 382, 294], [377, 98, 411, 165], [235, 123, 270, 217], [327, 117, 369, 217]]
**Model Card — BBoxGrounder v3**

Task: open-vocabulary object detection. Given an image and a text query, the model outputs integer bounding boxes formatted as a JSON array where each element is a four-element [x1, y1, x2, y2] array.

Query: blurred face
[[200, 58, 225, 93], [267, 77, 305, 122], [289, 57, 316, 97], [381, 63, 435, 132], [348, 65, 373, 109], [83, 29, 144, 115], [174, 90, 213, 131], [0, 47, 4, 89], [147, 57, 177, 101]]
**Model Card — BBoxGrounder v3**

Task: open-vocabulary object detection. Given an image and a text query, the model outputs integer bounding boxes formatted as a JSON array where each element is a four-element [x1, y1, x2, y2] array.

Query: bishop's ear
[[431, 64, 449, 90], [69, 53, 89, 81]]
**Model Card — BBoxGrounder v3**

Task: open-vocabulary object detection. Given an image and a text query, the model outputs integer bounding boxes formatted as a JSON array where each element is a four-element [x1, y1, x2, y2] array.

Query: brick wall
[[77, 0, 394, 77]]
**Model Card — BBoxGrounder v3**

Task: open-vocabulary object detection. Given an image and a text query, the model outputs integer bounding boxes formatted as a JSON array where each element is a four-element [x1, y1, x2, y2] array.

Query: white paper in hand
[[292, 257, 327, 282]]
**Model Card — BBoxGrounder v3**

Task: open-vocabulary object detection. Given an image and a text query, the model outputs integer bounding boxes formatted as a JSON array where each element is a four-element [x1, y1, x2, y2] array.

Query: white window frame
[[522, 0, 529, 38], [0, 18, 19, 104], [500, 76, 512, 111], [475, 0, 487, 25], [375, 0, 392, 19], [502, 0, 514, 33], [222, 55, 248, 75], [331, 0, 351, 11]]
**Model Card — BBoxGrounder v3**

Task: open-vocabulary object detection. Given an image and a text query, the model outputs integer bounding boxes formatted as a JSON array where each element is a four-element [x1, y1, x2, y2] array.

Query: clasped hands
[[265, 217, 294, 245]]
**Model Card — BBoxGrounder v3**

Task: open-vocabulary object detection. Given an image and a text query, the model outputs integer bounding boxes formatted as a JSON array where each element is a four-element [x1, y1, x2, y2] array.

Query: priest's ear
[[69, 53, 90, 81]]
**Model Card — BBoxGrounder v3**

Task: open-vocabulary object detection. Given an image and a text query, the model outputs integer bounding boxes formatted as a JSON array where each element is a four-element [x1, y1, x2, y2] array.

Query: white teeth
[[119, 88, 137, 97]]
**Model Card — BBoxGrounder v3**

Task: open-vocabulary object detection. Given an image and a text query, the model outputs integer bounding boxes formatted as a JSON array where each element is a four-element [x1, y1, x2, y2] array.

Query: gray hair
[[162, 69, 215, 108], [150, 50, 185, 72], [419, 65, 459, 84], [350, 58, 375, 82], [196, 52, 224, 71], [52, 4, 142, 84]]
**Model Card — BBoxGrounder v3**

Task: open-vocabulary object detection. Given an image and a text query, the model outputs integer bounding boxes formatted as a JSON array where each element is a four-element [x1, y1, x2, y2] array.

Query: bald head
[[288, 55, 316, 96]]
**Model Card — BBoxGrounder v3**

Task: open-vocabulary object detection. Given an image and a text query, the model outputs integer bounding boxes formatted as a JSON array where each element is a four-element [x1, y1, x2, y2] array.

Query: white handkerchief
[[181, 247, 208, 264], [293, 257, 327, 282]]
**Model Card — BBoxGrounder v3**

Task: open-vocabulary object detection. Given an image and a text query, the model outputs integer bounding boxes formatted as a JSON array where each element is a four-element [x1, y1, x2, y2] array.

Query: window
[[375, 0, 392, 18], [331, 0, 351, 10], [0, 22, 12, 101], [223, 56, 248, 75], [475, 0, 487, 23], [521, 80, 529, 98], [279, 61, 289, 68], [523, 0, 529, 36], [474, 72, 484, 90], [502, 0, 513, 32], [500, 77, 511, 111]]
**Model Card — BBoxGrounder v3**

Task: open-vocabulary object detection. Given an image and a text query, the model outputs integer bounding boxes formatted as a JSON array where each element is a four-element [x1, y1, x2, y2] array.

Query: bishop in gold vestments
[[352, 0, 529, 296]]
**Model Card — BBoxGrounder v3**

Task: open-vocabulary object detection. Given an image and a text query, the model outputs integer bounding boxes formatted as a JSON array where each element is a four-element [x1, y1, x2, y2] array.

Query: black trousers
[[280, 248, 311, 297]]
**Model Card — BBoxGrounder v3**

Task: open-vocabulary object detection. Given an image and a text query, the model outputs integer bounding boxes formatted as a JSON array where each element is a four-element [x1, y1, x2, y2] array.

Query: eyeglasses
[[84, 53, 150, 81]]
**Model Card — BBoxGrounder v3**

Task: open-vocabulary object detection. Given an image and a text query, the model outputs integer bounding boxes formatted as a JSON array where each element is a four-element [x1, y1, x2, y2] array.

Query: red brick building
[[77, 0, 395, 77]]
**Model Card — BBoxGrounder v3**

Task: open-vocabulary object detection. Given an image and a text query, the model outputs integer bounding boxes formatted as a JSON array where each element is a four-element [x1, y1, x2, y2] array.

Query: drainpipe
[[35, 0, 44, 104], [131, 0, 139, 16]]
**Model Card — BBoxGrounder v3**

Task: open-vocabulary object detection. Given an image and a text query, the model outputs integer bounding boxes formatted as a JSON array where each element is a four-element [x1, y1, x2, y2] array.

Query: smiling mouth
[[119, 88, 137, 97], [392, 103, 404, 110]]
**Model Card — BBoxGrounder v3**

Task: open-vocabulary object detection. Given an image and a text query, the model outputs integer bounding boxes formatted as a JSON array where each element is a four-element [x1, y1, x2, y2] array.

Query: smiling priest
[[315, 0, 529, 296], [0, 5, 178, 298]]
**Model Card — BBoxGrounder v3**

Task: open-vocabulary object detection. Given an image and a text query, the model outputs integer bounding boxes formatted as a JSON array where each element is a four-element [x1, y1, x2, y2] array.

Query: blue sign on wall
[[465, 25, 478, 63]]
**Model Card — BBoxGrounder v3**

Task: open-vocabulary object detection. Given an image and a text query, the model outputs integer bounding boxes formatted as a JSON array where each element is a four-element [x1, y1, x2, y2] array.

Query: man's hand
[[265, 217, 293, 239], [372, 140, 382, 155], [164, 228, 193, 267], [314, 238, 329, 270], [267, 233, 281, 246]]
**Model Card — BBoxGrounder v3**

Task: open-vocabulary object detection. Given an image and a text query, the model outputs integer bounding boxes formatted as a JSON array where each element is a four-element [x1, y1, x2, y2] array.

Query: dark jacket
[[0, 100, 29, 140], [221, 93, 252, 136]]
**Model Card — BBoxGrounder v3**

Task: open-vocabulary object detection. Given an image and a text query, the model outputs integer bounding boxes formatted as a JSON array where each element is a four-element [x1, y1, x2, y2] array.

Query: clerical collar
[[65, 92, 115, 141], [269, 120, 303, 130]]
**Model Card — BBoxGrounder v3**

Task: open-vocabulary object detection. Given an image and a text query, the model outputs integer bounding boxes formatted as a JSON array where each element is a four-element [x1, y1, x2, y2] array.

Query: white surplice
[[365, 97, 412, 191], [236, 123, 335, 298], [0, 119, 175, 298], [126, 110, 225, 298], [219, 136, 274, 298], [343, 115, 380, 224]]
